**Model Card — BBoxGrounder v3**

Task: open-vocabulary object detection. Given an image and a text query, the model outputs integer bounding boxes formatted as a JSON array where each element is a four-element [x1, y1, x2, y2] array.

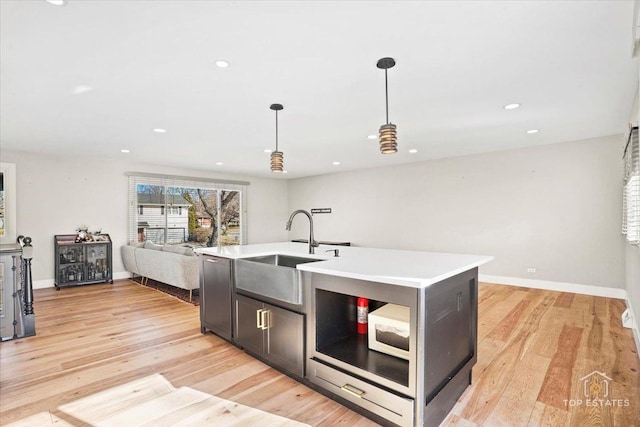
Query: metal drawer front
[[308, 359, 414, 427]]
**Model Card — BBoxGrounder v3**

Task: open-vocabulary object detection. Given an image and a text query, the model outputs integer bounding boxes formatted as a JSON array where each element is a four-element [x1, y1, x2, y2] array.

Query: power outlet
[[622, 309, 633, 329], [527, 267, 536, 274]]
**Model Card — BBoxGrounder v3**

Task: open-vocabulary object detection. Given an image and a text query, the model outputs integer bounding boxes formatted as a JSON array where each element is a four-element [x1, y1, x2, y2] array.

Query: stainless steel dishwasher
[[199, 255, 233, 341]]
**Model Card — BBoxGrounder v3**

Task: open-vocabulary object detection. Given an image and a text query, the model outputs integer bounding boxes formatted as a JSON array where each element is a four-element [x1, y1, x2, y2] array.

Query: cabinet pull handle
[[266, 310, 272, 329], [341, 384, 365, 398], [205, 259, 218, 263], [260, 310, 270, 330], [256, 309, 263, 329]]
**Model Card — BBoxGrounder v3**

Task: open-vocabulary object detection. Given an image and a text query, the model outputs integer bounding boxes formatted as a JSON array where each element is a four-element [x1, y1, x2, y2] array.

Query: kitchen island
[[196, 242, 492, 427]]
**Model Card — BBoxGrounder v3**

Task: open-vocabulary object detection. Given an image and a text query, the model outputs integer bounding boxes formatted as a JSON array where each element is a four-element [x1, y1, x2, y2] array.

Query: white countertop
[[195, 242, 493, 288]]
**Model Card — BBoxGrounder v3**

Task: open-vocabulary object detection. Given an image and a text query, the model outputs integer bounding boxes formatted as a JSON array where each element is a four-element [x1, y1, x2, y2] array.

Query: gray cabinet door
[[233, 294, 305, 378], [0, 250, 21, 340], [201, 256, 232, 340], [234, 294, 264, 356], [265, 303, 304, 377]]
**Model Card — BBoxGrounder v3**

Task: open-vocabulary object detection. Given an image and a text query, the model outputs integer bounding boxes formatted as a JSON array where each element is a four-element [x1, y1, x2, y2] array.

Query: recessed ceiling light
[[46, 0, 67, 6], [215, 162, 224, 166], [153, 128, 166, 133], [409, 149, 418, 154], [264, 149, 272, 153], [504, 103, 520, 110], [215, 60, 229, 68], [526, 129, 539, 134], [333, 161, 340, 166], [120, 149, 130, 153], [367, 135, 377, 140], [71, 85, 93, 95]]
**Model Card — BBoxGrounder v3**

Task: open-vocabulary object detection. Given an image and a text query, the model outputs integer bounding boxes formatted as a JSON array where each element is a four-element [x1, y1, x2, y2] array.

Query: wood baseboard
[[479, 274, 627, 299]]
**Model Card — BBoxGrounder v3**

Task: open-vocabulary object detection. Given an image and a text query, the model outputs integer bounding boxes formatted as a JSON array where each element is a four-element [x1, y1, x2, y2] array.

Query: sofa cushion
[[121, 245, 140, 275], [163, 245, 194, 256], [135, 248, 199, 290], [129, 241, 145, 248]]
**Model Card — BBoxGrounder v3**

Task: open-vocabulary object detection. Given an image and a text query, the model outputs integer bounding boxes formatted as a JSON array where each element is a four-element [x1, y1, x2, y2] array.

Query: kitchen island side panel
[[423, 267, 478, 427]]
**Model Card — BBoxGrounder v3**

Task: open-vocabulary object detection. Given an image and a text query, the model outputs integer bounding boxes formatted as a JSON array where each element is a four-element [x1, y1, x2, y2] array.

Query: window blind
[[126, 173, 248, 246], [623, 127, 640, 245]]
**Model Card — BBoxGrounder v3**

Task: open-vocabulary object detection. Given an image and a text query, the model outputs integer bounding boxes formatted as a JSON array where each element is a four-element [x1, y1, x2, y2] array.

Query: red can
[[357, 297, 368, 334]]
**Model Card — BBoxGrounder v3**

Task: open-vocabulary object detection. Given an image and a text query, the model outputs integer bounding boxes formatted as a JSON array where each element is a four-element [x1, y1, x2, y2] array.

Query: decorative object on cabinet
[[54, 234, 112, 289]]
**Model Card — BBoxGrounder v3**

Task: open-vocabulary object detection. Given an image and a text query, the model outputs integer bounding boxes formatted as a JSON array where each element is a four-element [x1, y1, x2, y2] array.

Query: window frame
[[127, 173, 248, 247], [623, 127, 640, 245]]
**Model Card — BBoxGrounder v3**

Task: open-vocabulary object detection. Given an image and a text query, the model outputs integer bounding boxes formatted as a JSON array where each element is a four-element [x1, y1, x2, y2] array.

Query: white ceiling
[[1, 0, 638, 179]]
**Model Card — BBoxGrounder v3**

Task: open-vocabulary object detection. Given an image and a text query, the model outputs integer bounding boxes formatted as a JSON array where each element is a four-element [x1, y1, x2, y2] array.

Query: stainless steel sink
[[235, 254, 323, 305], [241, 254, 322, 268]]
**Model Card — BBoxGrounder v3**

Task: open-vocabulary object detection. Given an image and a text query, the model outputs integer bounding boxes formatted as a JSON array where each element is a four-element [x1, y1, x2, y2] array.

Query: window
[[168, 206, 182, 215], [623, 127, 639, 245], [127, 173, 248, 247]]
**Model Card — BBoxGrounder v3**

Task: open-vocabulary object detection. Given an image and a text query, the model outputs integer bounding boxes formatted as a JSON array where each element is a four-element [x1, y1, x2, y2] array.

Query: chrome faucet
[[286, 209, 319, 254]]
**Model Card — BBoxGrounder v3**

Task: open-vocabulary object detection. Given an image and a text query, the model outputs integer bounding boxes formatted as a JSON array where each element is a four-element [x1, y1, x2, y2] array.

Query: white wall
[[3, 134, 630, 295], [1, 149, 289, 287], [287, 135, 626, 290]]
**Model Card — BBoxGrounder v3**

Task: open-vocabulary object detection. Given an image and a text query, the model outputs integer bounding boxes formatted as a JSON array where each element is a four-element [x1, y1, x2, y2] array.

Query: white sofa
[[121, 242, 200, 301]]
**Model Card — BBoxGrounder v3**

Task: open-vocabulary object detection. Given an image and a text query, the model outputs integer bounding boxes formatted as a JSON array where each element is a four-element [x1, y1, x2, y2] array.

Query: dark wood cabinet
[[234, 293, 305, 377], [54, 234, 112, 289]]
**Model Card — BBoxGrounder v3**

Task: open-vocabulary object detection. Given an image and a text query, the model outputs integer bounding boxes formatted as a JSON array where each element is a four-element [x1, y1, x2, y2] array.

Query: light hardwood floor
[[0, 280, 638, 426]]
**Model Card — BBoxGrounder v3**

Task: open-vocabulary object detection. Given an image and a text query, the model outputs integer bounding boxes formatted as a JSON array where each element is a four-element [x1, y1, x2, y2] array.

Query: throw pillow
[[144, 241, 163, 251]]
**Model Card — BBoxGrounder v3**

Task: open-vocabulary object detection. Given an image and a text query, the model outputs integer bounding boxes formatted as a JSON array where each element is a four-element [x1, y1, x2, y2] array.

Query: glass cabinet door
[[58, 244, 85, 284], [87, 243, 109, 280]]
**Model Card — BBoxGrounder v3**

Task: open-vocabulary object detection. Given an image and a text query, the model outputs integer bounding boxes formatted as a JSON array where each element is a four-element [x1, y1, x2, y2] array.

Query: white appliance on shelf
[[368, 303, 410, 360]]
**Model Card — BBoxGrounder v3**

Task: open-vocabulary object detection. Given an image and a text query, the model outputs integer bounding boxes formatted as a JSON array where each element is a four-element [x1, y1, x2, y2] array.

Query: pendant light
[[270, 103, 284, 173], [377, 57, 397, 154]]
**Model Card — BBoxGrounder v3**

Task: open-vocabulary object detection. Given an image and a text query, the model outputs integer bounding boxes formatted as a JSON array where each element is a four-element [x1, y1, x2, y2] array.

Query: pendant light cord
[[275, 110, 279, 151], [385, 69, 389, 124]]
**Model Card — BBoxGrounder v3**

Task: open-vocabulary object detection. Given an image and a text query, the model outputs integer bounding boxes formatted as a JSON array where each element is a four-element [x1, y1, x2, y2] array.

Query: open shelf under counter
[[306, 267, 479, 427], [307, 273, 419, 398], [317, 334, 409, 387]]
